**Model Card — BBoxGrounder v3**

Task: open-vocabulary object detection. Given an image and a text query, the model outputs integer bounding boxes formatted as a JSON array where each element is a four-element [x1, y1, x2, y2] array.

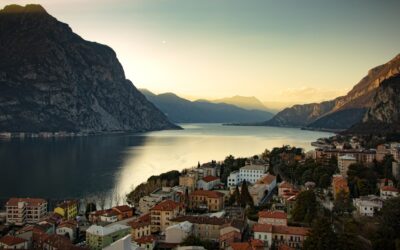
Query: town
[[0, 134, 399, 250]]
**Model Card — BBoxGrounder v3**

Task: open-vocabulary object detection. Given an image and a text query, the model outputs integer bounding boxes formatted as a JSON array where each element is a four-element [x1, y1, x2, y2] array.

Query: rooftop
[[190, 190, 224, 199], [257, 173, 276, 185], [171, 215, 229, 225], [258, 210, 287, 219], [6, 197, 47, 207], [202, 175, 220, 182], [0, 235, 27, 246], [166, 221, 193, 233], [150, 200, 183, 211], [381, 186, 399, 192], [86, 224, 130, 236]]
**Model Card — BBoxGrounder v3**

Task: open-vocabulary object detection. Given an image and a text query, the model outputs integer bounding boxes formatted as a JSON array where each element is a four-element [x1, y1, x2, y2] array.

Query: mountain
[[0, 4, 178, 133], [140, 90, 274, 123], [347, 74, 400, 134], [210, 96, 269, 112], [264, 54, 400, 130]]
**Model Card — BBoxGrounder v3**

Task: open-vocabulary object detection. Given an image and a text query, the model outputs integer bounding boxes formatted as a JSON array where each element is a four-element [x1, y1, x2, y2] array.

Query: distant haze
[[2, 0, 399, 103]]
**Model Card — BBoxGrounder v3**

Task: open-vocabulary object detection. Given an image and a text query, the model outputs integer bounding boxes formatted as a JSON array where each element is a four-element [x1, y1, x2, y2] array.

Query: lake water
[[0, 124, 332, 201]]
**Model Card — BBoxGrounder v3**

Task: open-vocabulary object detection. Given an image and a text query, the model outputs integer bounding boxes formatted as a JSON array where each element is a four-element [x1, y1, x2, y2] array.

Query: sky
[[2, 0, 400, 106]]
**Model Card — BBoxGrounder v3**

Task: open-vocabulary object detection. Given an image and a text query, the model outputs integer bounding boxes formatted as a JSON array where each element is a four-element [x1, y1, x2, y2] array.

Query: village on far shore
[[0, 134, 399, 250]]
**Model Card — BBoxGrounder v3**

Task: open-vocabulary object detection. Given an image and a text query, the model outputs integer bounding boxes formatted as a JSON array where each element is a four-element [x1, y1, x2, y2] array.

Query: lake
[[0, 124, 332, 201]]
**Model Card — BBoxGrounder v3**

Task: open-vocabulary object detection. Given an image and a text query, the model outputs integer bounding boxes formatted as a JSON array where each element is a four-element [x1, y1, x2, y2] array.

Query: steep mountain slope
[[0, 4, 177, 133], [264, 54, 400, 129], [141, 91, 274, 123], [347, 74, 400, 134], [211, 96, 269, 111]]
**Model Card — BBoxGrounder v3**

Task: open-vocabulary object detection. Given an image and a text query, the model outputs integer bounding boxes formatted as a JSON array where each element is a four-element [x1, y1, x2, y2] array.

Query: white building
[[338, 155, 357, 177], [56, 221, 77, 241], [258, 210, 287, 226], [103, 235, 134, 250], [197, 176, 221, 190], [227, 164, 267, 187], [165, 221, 193, 243], [353, 195, 383, 217], [139, 196, 162, 214], [253, 224, 273, 248], [380, 186, 399, 200], [5, 198, 47, 226]]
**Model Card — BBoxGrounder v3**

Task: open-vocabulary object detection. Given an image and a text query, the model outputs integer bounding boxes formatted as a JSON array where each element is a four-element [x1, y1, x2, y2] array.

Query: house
[[129, 213, 151, 240], [138, 195, 162, 214], [189, 190, 224, 212], [179, 174, 197, 192], [258, 210, 287, 226], [249, 184, 268, 206], [54, 200, 78, 220], [112, 205, 133, 220], [42, 234, 84, 250], [227, 164, 267, 187], [380, 186, 399, 200], [377, 178, 394, 188], [353, 195, 383, 217], [133, 235, 157, 250], [197, 176, 221, 190], [331, 175, 349, 200], [56, 220, 78, 242], [0, 235, 28, 249], [100, 210, 119, 223], [338, 155, 356, 177], [170, 216, 230, 241], [376, 144, 390, 162], [86, 224, 130, 250], [253, 223, 273, 248], [103, 234, 133, 250], [253, 223, 309, 249], [278, 182, 295, 197], [228, 239, 264, 250], [5, 198, 47, 226], [165, 221, 193, 243], [150, 200, 185, 233], [219, 219, 247, 249]]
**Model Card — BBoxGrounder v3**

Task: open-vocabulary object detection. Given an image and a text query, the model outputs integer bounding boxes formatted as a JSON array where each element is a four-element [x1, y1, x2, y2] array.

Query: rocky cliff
[[264, 54, 400, 130], [347, 74, 400, 134], [0, 4, 178, 133]]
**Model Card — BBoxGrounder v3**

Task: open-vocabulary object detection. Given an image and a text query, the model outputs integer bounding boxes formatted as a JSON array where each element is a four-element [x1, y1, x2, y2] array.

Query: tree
[[333, 190, 353, 216], [292, 190, 317, 224], [372, 197, 400, 250], [303, 217, 338, 250], [228, 185, 240, 206], [85, 202, 97, 219], [240, 181, 254, 208]]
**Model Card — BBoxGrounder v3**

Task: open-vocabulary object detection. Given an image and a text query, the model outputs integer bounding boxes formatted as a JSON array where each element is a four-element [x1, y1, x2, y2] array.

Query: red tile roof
[[0, 235, 27, 246], [258, 210, 287, 219], [202, 175, 220, 182], [381, 186, 399, 192], [129, 213, 151, 229], [257, 174, 276, 185], [272, 225, 309, 236], [230, 242, 252, 250], [44, 234, 79, 250], [57, 220, 78, 229], [135, 235, 157, 244], [150, 200, 182, 211], [190, 190, 224, 199], [253, 223, 273, 233], [279, 181, 294, 189], [6, 197, 46, 207], [113, 205, 132, 213]]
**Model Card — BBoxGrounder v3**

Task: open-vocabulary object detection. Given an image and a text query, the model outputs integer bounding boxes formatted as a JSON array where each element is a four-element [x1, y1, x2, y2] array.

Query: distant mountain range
[[140, 90, 274, 123], [0, 4, 178, 133], [262, 54, 400, 133]]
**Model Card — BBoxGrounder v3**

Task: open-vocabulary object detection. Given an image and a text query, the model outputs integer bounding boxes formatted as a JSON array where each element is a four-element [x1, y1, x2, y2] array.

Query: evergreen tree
[[240, 181, 254, 208], [303, 217, 338, 250], [292, 190, 317, 224]]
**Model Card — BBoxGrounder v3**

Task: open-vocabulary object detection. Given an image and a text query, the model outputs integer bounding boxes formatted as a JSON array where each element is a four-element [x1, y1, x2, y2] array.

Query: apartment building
[[6, 198, 47, 226]]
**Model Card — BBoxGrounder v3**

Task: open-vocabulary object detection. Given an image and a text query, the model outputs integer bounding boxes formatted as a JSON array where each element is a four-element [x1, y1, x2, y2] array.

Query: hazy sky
[[2, 0, 400, 104]]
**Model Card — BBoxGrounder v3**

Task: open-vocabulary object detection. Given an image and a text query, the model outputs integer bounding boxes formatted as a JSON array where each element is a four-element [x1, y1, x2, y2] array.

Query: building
[[129, 213, 151, 240], [228, 239, 264, 250], [256, 173, 277, 192], [249, 184, 268, 206], [227, 164, 268, 187], [170, 216, 229, 241], [353, 195, 383, 217], [189, 190, 224, 212], [42, 234, 83, 250], [165, 221, 193, 243], [138, 195, 162, 214], [315, 148, 376, 164], [253, 224, 309, 249], [331, 175, 349, 200], [112, 205, 133, 220], [253, 223, 273, 248], [103, 235, 133, 250], [197, 176, 221, 190], [258, 210, 287, 226], [0, 235, 28, 249], [179, 174, 197, 192], [54, 200, 78, 220], [219, 220, 247, 249], [86, 224, 131, 250], [338, 155, 357, 177], [150, 200, 185, 233], [6, 198, 47, 226], [380, 186, 399, 200], [133, 235, 157, 250], [376, 144, 390, 162], [278, 182, 295, 197], [56, 220, 78, 242]]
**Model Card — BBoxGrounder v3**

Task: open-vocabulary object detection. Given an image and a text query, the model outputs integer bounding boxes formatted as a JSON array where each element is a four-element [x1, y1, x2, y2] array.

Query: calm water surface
[[0, 124, 332, 200]]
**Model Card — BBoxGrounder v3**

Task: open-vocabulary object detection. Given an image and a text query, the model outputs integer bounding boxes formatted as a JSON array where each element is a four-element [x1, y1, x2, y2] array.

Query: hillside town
[[0, 135, 399, 250]]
